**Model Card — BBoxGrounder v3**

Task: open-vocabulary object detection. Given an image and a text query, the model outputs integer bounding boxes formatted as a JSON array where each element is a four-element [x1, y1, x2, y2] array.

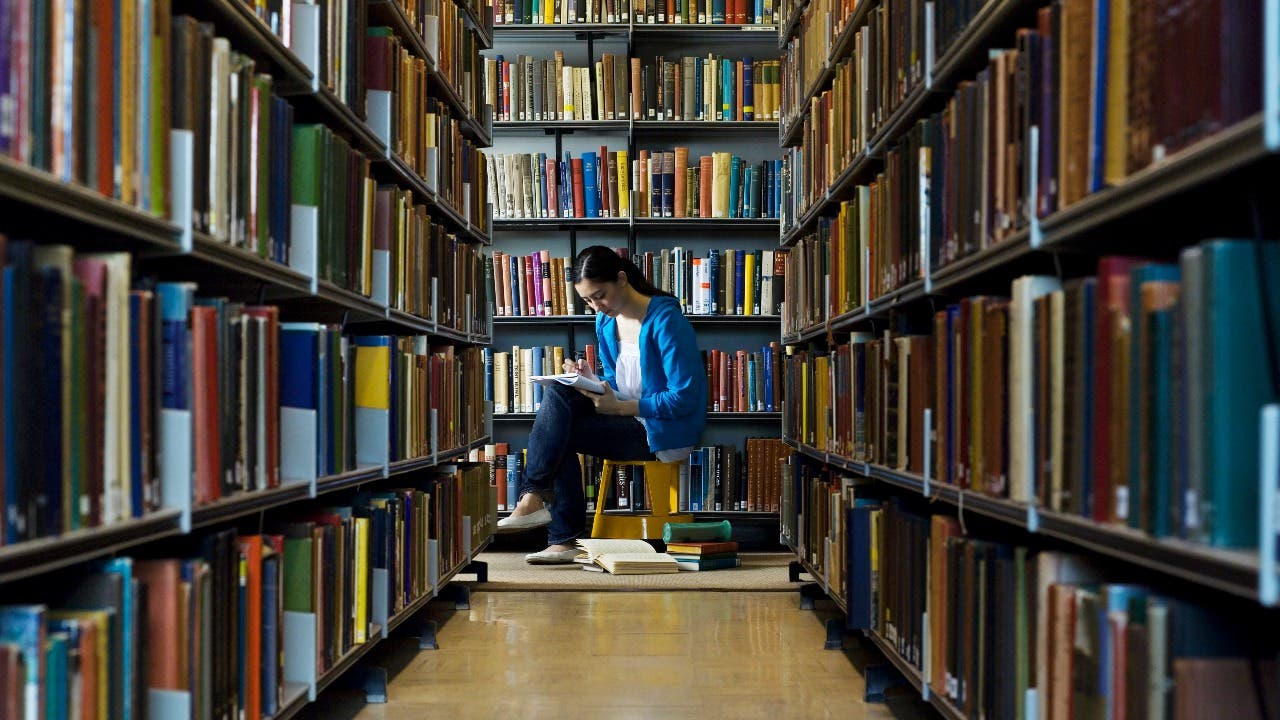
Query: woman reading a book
[[497, 245, 708, 564]]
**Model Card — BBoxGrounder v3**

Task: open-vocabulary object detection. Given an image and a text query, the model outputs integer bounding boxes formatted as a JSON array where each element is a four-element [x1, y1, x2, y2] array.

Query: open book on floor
[[529, 373, 605, 394], [575, 539, 679, 575]]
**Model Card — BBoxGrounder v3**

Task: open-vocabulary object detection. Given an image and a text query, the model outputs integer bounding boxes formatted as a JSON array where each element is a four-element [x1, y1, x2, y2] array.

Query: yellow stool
[[590, 460, 693, 539]]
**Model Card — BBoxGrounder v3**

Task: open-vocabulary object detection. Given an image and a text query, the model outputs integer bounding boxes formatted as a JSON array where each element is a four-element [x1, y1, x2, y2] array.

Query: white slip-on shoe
[[524, 548, 580, 564], [496, 507, 552, 532]]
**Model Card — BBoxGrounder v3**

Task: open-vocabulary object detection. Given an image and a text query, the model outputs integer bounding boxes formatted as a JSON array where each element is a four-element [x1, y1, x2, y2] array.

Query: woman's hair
[[572, 245, 672, 297]]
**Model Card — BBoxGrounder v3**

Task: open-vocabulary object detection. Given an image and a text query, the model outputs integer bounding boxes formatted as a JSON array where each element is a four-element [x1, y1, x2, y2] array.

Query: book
[[528, 372, 605, 394], [573, 538, 679, 574]]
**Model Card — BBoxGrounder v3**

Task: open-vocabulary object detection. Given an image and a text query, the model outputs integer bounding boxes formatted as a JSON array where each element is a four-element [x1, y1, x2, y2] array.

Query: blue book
[[507, 453, 519, 508], [128, 291, 144, 518], [280, 324, 319, 411], [694, 61, 704, 119], [1089, 0, 1110, 193], [708, 251, 720, 314], [747, 353, 757, 411], [688, 452, 703, 511], [0, 604, 46, 720], [37, 268, 62, 536], [720, 59, 732, 120], [582, 151, 599, 217], [483, 348, 494, 402], [156, 282, 196, 411], [847, 505, 878, 629], [261, 551, 281, 716], [532, 346, 545, 410], [762, 344, 773, 412], [560, 153, 572, 217], [742, 59, 754, 120]]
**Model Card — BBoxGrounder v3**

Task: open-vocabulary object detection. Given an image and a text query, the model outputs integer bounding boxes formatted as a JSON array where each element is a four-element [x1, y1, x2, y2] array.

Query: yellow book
[[354, 516, 370, 643], [354, 339, 391, 410], [744, 251, 756, 315], [1104, 0, 1129, 186], [616, 150, 629, 217]]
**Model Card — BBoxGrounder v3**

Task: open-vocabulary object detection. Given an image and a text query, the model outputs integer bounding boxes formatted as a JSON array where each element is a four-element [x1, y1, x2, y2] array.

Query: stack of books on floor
[[666, 541, 741, 571]]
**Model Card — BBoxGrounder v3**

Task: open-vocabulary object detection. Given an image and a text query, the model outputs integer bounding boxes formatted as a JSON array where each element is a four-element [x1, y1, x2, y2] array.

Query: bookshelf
[[778, 0, 1280, 716], [485, 17, 791, 527], [0, 0, 496, 717]]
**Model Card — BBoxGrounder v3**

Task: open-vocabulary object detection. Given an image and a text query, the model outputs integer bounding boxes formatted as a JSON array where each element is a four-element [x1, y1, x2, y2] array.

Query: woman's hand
[[565, 358, 598, 380]]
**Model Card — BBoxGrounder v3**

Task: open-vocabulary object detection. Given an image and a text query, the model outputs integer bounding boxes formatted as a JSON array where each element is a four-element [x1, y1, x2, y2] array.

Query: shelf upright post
[[170, 129, 195, 252], [922, 408, 932, 498], [1266, 0, 1279, 148], [1260, 403, 1279, 606]]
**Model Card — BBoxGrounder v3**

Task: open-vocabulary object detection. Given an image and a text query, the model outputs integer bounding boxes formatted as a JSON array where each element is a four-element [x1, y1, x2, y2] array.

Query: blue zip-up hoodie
[[596, 294, 707, 453]]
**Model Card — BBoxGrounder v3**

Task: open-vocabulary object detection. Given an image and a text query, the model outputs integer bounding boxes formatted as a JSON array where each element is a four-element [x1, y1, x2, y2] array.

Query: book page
[[528, 372, 605, 394], [575, 538, 655, 560]]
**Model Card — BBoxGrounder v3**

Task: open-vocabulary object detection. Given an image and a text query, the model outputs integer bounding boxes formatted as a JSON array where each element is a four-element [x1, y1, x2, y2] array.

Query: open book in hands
[[528, 372, 606, 395], [574, 538, 679, 575]]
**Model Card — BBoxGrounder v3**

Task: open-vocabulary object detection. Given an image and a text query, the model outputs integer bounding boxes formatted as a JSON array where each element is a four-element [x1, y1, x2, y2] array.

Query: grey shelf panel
[[630, 24, 781, 40], [634, 120, 780, 131], [494, 120, 631, 132], [633, 217, 781, 230], [315, 467, 386, 495], [494, 217, 631, 230], [268, 682, 312, 720], [0, 510, 183, 585], [492, 23, 631, 37]]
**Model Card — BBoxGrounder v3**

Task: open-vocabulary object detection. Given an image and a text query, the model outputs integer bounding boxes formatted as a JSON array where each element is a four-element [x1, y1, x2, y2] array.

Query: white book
[[528, 372, 604, 395], [574, 538, 679, 575]]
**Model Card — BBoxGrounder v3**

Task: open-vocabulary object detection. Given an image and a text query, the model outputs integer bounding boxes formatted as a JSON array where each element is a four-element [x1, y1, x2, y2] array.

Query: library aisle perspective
[[1, 0, 1279, 717]]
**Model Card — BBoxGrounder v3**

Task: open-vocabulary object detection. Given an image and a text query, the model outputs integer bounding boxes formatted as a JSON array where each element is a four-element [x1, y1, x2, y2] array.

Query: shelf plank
[[784, 439, 1279, 602], [190, 483, 314, 530], [0, 510, 183, 585], [0, 157, 183, 249], [633, 120, 780, 131], [494, 120, 631, 131]]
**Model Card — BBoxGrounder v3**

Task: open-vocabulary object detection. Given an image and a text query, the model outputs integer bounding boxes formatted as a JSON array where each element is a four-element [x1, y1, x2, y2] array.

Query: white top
[[614, 340, 693, 463]]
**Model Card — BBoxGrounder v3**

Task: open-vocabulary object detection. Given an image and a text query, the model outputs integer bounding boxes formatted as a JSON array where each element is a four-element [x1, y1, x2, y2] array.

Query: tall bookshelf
[[485, 16, 791, 534], [0, 1, 496, 718], [777, 0, 1280, 717]]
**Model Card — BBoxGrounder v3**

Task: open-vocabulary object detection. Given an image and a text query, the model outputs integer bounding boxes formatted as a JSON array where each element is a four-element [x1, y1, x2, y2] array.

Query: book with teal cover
[[662, 519, 730, 543], [1200, 240, 1280, 547], [673, 555, 741, 571]]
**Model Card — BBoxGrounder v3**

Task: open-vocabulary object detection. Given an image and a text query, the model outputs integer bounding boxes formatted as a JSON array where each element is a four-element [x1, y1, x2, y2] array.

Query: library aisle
[[298, 590, 933, 719]]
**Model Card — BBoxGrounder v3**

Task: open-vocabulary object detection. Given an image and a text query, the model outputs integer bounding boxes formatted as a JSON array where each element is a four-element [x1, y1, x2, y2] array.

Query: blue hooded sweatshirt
[[595, 294, 707, 453]]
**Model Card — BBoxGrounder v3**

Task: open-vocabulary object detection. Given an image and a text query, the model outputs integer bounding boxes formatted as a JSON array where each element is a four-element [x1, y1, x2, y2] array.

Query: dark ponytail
[[572, 245, 673, 298]]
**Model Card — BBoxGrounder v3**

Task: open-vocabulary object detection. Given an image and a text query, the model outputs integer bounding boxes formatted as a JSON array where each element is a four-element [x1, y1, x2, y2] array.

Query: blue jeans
[[520, 384, 656, 545]]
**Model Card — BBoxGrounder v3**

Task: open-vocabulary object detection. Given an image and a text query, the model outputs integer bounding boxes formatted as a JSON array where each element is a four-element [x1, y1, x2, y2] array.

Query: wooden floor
[[300, 590, 934, 720]]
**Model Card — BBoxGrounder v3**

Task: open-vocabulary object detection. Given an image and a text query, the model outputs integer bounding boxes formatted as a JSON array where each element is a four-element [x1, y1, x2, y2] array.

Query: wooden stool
[[590, 460, 693, 539]]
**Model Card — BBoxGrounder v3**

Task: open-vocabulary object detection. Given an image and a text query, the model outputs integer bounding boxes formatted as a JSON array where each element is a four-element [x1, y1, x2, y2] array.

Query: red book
[[598, 145, 611, 217], [545, 157, 559, 217], [191, 306, 221, 504], [699, 155, 713, 217], [237, 536, 265, 720], [134, 560, 184, 690], [571, 158, 586, 217]]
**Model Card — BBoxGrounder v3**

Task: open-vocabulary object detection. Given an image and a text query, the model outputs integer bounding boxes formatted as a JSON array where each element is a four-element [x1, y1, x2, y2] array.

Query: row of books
[[637, 247, 787, 317], [367, 27, 489, 210], [783, 241, 1280, 549], [490, 440, 791, 513], [0, 241, 486, 547], [0, 465, 491, 720], [784, 462, 1278, 720], [490, 0, 778, 24], [484, 444, 604, 511], [433, 0, 488, 121], [783, 0, 1261, 247], [485, 53, 781, 123], [702, 345, 785, 414], [488, 250, 579, 317], [782, 197, 914, 336], [0, 1, 487, 243], [485, 148, 782, 219]]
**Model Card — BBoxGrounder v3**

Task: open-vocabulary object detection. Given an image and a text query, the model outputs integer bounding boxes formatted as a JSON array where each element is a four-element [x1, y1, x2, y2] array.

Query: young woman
[[497, 245, 708, 564]]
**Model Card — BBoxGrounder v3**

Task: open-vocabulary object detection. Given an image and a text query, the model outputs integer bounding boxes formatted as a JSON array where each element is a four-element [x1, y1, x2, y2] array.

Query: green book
[[283, 536, 314, 613]]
